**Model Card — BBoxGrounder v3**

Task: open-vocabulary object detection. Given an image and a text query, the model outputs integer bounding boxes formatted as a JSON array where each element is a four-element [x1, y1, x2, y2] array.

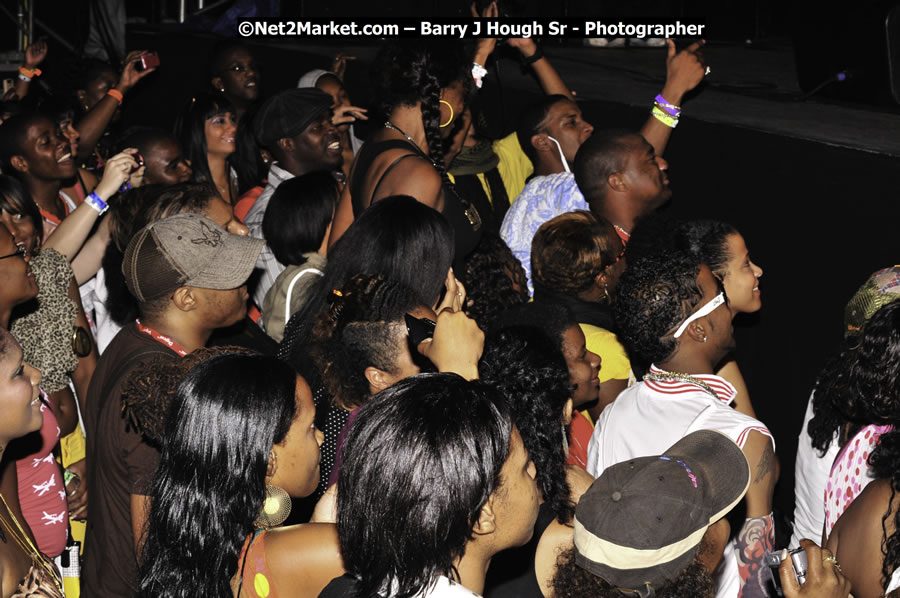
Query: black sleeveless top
[[483, 501, 557, 598], [350, 139, 483, 263]]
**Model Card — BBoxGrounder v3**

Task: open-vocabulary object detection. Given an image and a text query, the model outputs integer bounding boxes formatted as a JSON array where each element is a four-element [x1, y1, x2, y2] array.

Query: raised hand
[[24, 38, 48, 69], [117, 50, 157, 94], [94, 149, 142, 199], [661, 39, 707, 105]]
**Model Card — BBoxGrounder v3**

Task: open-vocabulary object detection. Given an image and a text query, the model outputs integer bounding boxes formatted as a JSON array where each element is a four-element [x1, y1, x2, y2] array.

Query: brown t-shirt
[[82, 323, 178, 598]]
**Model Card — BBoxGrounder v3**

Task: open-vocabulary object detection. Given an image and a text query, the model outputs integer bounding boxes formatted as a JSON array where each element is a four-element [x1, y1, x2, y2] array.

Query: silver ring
[[704, 66, 711, 76]]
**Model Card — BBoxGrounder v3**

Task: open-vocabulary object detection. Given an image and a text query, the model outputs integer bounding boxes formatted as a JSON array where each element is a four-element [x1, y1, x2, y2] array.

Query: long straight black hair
[[137, 353, 299, 598], [337, 373, 512, 598], [173, 92, 236, 196]]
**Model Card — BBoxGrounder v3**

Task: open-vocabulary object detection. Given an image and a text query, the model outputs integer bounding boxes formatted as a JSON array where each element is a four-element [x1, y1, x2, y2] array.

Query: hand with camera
[[417, 309, 484, 381], [93, 149, 143, 200], [417, 274, 483, 382], [780, 540, 851, 598], [117, 49, 158, 96]]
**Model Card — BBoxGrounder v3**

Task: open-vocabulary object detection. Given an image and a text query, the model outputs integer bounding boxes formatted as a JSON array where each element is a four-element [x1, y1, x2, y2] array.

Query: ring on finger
[[823, 556, 842, 573]]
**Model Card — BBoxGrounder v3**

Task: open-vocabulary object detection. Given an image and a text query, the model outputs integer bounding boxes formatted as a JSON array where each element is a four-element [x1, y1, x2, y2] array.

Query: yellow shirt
[[447, 133, 534, 209], [580, 323, 631, 383]]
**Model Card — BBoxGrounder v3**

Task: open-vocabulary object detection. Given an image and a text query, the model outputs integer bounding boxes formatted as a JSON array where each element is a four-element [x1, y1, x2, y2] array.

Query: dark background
[[3, 0, 900, 537]]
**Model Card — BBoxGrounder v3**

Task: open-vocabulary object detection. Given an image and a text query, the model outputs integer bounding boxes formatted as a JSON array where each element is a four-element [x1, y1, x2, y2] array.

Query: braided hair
[[308, 274, 424, 411], [372, 41, 470, 170]]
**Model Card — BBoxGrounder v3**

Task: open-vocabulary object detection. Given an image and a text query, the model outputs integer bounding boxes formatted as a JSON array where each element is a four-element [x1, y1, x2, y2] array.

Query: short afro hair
[[573, 129, 635, 207], [613, 250, 703, 366]]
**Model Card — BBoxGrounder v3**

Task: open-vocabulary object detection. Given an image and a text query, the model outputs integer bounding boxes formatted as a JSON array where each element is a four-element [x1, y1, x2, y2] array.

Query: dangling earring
[[602, 283, 611, 304], [561, 424, 570, 459], [439, 100, 454, 128], [254, 484, 291, 529]]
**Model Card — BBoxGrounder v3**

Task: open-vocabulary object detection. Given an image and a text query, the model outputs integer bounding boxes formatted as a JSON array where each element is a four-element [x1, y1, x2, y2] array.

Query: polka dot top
[[824, 423, 893, 536]]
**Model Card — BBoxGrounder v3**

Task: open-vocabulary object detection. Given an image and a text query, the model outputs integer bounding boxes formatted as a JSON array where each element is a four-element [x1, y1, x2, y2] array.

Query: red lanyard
[[135, 320, 188, 357]]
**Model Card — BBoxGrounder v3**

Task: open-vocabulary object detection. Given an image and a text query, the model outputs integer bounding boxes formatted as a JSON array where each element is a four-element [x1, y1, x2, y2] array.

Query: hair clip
[[328, 289, 345, 323]]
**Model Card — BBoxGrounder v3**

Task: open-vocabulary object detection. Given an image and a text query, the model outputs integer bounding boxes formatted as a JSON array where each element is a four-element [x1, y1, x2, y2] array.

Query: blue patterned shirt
[[499, 172, 587, 294]]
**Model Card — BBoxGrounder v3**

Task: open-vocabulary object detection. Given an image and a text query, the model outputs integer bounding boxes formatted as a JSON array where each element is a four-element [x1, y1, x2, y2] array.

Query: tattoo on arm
[[735, 513, 775, 598], [754, 441, 775, 484]]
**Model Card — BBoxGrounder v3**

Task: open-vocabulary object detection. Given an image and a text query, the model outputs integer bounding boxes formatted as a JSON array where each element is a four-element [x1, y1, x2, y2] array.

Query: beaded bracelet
[[651, 105, 678, 128], [85, 192, 109, 215]]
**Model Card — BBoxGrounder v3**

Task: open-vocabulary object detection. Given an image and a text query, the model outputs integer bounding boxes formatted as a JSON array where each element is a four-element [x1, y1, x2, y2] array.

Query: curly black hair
[[495, 302, 574, 354], [308, 274, 423, 411], [552, 543, 715, 598], [808, 300, 900, 454], [613, 250, 703, 366], [677, 220, 739, 279], [480, 327, 575, 523], [457, 233, 529, 332], [870, 429, 900, 592]]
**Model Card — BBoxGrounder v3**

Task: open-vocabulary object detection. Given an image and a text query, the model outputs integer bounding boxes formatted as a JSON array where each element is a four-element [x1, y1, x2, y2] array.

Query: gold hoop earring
[[439, 100, 454, 128]]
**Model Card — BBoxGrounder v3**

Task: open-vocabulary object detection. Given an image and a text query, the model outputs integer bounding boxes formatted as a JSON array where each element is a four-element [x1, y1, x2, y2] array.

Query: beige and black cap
[[574, 430, 750, 596], [122, 213, 264, 302]]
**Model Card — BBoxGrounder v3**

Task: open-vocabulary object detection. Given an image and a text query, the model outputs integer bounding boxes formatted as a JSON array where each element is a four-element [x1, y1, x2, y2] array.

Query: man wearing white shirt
[[587, 248, 776, 598]]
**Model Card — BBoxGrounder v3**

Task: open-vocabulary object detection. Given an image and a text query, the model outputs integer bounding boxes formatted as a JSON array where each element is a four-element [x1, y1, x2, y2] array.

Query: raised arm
[[75, 51, 156, 163], [470, 1, 574, 101], [44, 150, 139, 263], [12, 39, 48, 101], [736, 430, 777, 598], [507, 38, 574, 100], [640, 39, 707, 156]]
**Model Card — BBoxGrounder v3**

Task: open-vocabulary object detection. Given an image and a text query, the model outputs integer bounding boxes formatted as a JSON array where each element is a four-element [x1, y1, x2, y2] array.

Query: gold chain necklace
[[644, 370, 719, 401], [0, 493, 63, 592], [383, 121, 436, 167]]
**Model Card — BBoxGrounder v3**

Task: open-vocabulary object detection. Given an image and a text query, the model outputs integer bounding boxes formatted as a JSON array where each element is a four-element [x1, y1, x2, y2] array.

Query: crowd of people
[[0, 16, 893, 598]]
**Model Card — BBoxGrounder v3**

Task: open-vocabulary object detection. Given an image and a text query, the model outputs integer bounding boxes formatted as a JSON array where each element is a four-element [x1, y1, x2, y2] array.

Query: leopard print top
[[10, 562, 64, 598], [10, 249, 79, 393]]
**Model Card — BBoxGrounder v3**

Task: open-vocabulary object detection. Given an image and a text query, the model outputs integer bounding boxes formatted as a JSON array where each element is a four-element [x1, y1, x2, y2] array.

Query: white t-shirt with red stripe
[[587, 366, 773, 477], [586, 365, 774, 598]]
